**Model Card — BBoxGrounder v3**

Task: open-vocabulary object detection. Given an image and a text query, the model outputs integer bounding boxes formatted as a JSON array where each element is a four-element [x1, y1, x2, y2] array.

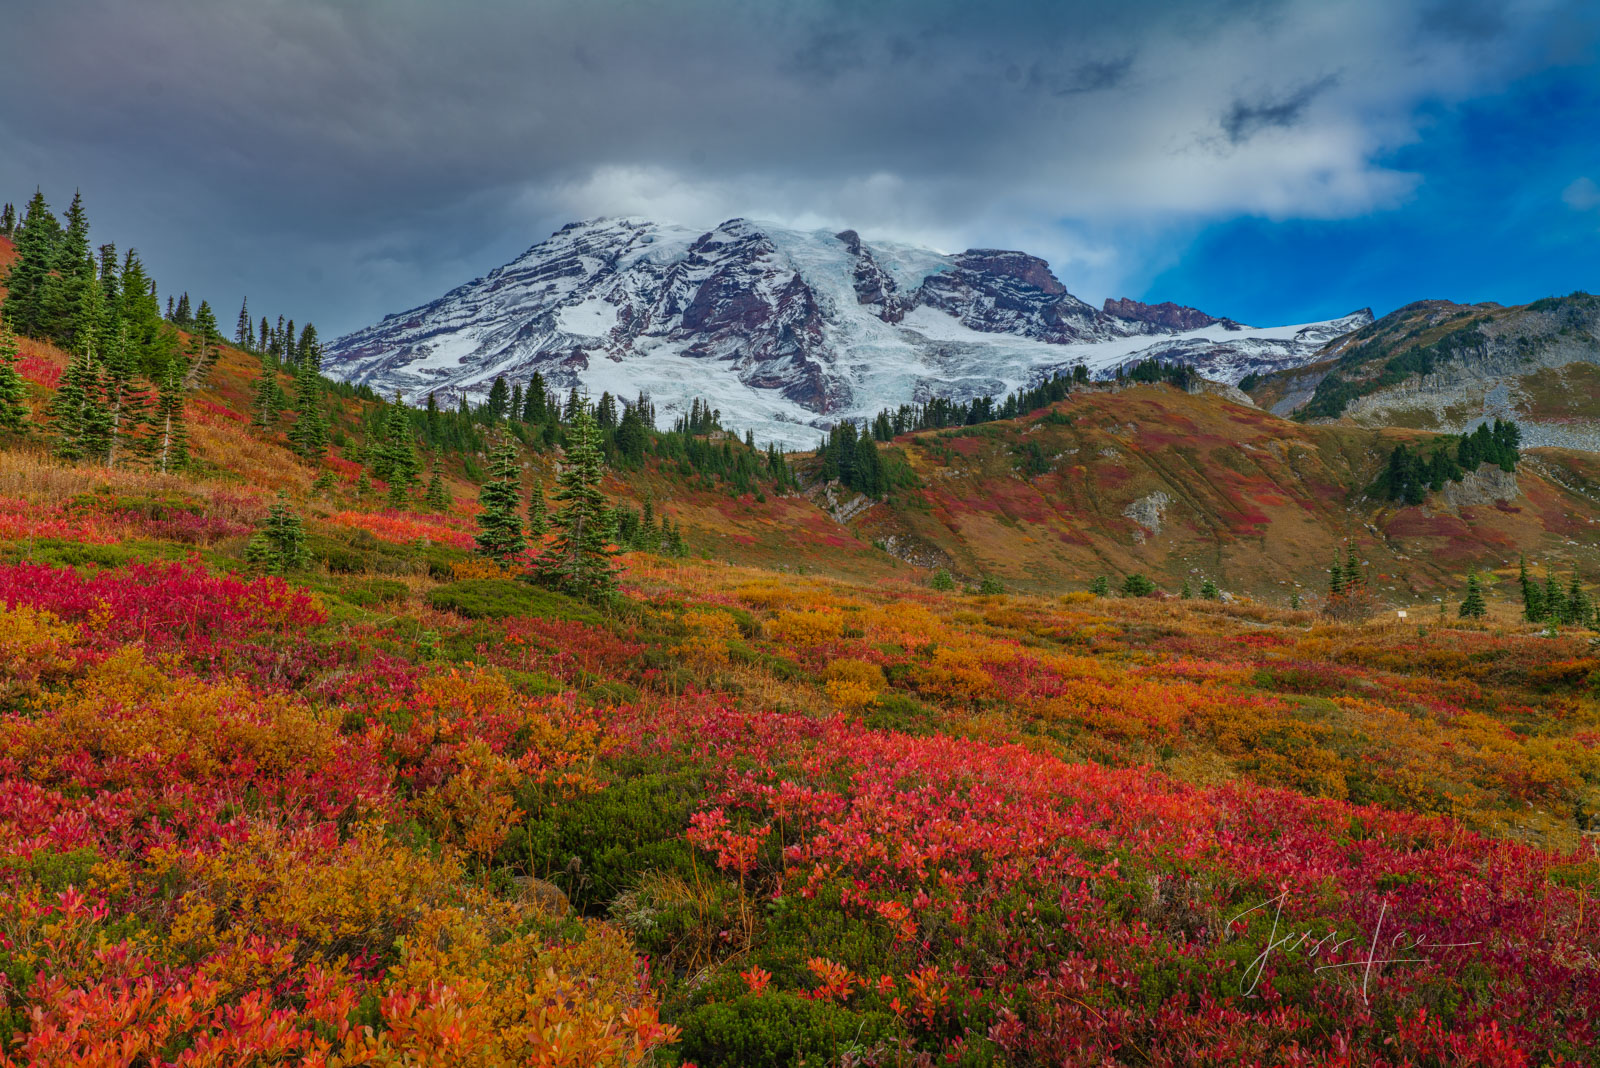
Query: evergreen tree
[[151, 358, 189, 473], [0, 317, 30, 432], [523, 371, 548, 422], [286, 354, 329, 462], [1519, 554, 1546, 623], [1545, 571, 1565, 625], [1567, 573, 1591, 627], [0, 203, 13, 237], [1089, 576, 1109, 597], [296, 323, 320, 368], [1459, 573, 1487, 619], [1122, 573, 1156, 597], [3, 189, 59, 337], [43, 191, 94, 349], [246, 493, 308, 573], [539, 409, 618, 594], [614, 403, 647, 464], [1180, 579, 1192, 599], [1200, 578, 1220, 600], [252, 357, 285, 427], [1329, 556, 1346, 597], [1344, 543, 1362, 591], [48, 340, 112, 463], [174, 292, 192, 326], [371, 394, 420, 492], [486, 375, 510, 421], [259, 316, 270, 353], [596, 391, 618, 429], [425, 451, 450, 511], [184, 300, 221, 388], [527, 481, 548, 535], [236, 298, 253, 349], [116, 249, 176, 375], [101, 323, 148, 467], [473, 436, 525, 563]]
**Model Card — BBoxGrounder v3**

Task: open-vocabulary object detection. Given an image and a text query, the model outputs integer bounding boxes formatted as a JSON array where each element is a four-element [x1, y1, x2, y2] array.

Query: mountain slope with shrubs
[[1, 196, 1599, 1066]]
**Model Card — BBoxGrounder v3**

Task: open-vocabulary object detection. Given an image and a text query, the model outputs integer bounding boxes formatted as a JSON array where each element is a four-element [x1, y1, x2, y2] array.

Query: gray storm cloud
[[0, 0, 1586, 334]]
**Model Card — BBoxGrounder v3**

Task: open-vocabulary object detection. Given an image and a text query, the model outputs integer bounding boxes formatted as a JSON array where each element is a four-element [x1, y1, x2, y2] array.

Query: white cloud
[[1563, 177, 1600, 211]]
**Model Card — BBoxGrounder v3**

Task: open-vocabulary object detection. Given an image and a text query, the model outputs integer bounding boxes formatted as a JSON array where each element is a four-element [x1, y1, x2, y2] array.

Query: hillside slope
[[801, 384, 1600, 600], [1246, 292, 1600, 449]]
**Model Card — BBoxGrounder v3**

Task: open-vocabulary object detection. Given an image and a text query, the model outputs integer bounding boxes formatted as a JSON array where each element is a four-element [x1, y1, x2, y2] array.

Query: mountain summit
[[325, 218, 1371, 446]]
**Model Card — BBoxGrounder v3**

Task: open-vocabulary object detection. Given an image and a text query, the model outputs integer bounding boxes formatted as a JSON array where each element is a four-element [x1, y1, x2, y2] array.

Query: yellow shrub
[[823, 658, 886, 710], [770, 608, 847, 645]]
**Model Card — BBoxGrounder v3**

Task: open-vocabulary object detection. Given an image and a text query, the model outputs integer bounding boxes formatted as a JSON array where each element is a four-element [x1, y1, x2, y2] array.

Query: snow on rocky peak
[[324, 218, 1373, 447]]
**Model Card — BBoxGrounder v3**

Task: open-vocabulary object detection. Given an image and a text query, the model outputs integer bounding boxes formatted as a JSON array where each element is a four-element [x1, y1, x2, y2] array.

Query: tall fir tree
[[184, 300, 221, 388], [540, 409, 618, 595], [1459, 573, 1487, 619], [425, 451, 450, 511], [0, 202, 14, 237], [252, 356, 285, 427], [0, 317, 30, 432], [101, 323, 148, 467], [236, 298, 253, 349], [486, 375, 511, 421], [151, 358, 189, 473], [527, 481, 548, 535], [1519, 554, 1546, 623], [474, 436, 525, 563], [286, 353, 329, 462], [3, 190, 59, 337], [42, 191, 94, 350], [372, 394, 421, 492]]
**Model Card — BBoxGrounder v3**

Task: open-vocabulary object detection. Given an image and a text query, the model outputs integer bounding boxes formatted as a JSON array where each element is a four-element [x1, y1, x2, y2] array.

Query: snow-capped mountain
[[325, 217, 1372, 447]]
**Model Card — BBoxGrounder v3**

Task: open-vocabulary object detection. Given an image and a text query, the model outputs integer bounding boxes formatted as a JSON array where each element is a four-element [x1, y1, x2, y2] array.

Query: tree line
[[1370, 419, 1522, 504]]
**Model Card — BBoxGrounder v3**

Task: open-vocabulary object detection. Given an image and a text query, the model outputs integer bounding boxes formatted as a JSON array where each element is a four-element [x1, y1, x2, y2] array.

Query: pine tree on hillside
[[296, 323, 320, 369], [287, 354, 329, 462], [1329, 556, 1346, 598], [116, 249, 177, 375], [246, 492, 308, 573], [1459, 573, 1487, 619], [1200, 578, 1220, 600], [183, 300, 222, 389], [614, 403, 647, 464], [0, 203, 14, 237], [1519, 554, 1546, 623], [0, 317, 30, 432], [1344, 543, 1362, 592], [236, 298, 253, 349], [474, 437, 525, 563], [258, 316, 270, 353], [173, 292, 192, 327], [486, 375, 510, 421], [1567, 573, 1592, 628], [3, 190, 59, 337], [371, 395, 420, 492], [101, 324, 150, 468], [425, 451, 450, 511], [48, 341, 113, 463], [42, 191, 94, 350], [540, 409, 618, 595], [1545, 570, 1565, 625], [252, 356, 285, 427], [527, 481, 547, 535], [151, 358, 188, 473]]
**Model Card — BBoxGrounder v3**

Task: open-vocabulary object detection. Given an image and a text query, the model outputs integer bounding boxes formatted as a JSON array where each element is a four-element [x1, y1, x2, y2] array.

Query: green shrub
[[675, 993, 896, 1068], [930, 568, 956, 591], [427, 578, 602, 623], [863, 692, 936, 735], [339, 578, 409, 607], [978, 576, 1005, 595], [1122, 573, 1157, 597], [507, 769, 704, 912]]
